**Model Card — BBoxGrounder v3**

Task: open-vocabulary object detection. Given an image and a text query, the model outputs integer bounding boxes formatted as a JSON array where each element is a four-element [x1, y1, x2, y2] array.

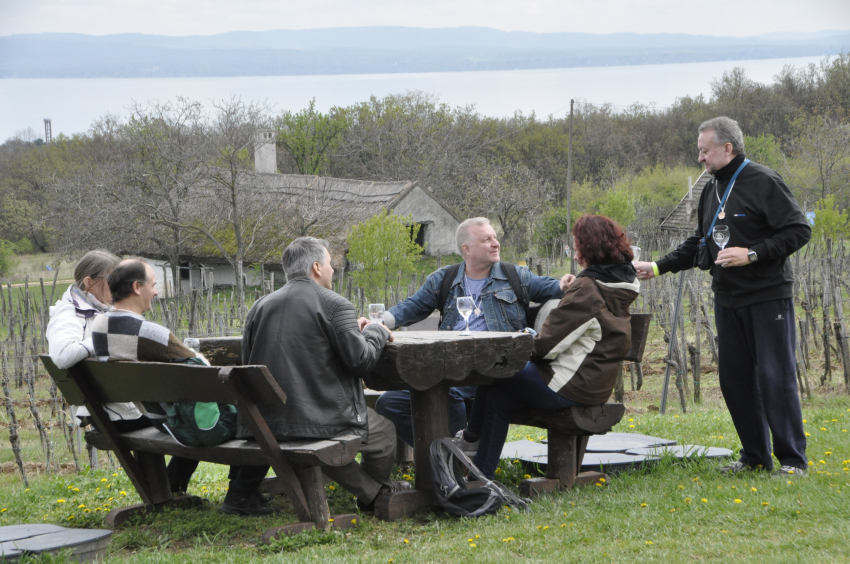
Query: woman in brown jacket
[[457, 215, 640, 479]]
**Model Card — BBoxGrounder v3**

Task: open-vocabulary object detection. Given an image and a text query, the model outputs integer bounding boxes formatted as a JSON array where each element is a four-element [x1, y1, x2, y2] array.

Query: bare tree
[[188, 97, 276, 319], [788, 113, 850, 203]]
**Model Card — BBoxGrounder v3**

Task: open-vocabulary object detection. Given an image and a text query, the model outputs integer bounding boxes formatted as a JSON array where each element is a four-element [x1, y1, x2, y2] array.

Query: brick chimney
[[253, 130, 276, 174]]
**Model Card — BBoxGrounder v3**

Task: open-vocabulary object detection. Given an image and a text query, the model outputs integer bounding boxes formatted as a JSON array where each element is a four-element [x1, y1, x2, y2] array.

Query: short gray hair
[[74, 250, 120, 291], [456, 217, 491, 254], [282, 237, 329, 280], [699, 117, 745, 155]]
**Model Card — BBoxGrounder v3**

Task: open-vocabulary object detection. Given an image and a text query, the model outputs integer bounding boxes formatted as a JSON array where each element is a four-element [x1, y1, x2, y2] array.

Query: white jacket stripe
[[543, 318, 602, 392]]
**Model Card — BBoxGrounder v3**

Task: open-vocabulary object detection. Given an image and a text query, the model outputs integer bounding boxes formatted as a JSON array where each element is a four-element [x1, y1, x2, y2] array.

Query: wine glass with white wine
[[456, 296, 475, 336], [712, 225, 730, 250], [368, 303, 385, 324]]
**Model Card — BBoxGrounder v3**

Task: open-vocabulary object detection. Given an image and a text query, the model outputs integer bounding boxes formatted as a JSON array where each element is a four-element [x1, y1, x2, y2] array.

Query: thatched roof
[[658, 171, 710, 233], [129, 173, 458, 268], [251, 173, 460, 223]]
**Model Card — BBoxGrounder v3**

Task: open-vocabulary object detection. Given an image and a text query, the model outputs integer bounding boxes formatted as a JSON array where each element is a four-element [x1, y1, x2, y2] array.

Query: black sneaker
[[221, 492, 278, 516], [718, 460, 761, 475], [772, 465, 807, 478], [356, 481, 413, 513]]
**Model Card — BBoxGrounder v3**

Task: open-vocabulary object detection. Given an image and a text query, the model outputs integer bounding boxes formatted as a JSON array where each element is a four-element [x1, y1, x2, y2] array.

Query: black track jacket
[[657, 154, 811, 309]]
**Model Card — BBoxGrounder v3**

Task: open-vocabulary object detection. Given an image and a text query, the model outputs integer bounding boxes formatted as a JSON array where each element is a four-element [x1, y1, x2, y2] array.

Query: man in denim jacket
[[377, 217, 573, 448]]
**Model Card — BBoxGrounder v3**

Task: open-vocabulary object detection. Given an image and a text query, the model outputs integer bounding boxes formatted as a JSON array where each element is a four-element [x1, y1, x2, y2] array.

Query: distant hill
[[1, 27, 848, 78]]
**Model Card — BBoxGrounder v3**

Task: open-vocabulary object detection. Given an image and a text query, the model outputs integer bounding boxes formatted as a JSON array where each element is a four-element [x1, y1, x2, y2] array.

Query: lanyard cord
[[707, 159, 750, 237]]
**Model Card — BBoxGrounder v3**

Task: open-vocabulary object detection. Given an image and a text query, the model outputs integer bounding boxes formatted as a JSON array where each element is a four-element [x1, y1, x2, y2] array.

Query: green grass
[[2, 389, 849, 563]]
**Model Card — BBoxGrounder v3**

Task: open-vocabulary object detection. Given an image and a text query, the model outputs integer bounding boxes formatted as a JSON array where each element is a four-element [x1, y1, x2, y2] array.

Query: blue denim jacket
[[386, 262, 564, 332]]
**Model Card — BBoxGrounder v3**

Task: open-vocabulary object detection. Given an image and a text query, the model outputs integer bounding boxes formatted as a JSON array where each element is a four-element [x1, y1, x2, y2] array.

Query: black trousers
[[112, 417, 200, 493], [715, 298, 807, 470]]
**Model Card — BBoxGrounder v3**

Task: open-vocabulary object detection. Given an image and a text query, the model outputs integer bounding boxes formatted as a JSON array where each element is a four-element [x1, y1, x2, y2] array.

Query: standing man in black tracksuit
[[634, 116, 811, 477]]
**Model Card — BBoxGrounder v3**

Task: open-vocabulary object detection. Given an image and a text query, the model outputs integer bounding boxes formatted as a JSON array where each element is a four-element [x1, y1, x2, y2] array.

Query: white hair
[[455, 217, 491, 254]]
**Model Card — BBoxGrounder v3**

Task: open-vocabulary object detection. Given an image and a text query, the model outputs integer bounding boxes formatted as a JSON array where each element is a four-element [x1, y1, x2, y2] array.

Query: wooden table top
[[198, 330, 533, 392]]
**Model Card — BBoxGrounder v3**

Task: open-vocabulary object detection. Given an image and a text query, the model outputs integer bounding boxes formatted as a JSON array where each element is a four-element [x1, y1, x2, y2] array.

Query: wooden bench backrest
[[624, 313, 652, 363], [39, 356, 287, 407]]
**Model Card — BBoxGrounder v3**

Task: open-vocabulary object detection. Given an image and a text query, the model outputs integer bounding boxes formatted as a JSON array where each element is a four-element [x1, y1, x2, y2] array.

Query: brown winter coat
[[531, 275, 639, 405]]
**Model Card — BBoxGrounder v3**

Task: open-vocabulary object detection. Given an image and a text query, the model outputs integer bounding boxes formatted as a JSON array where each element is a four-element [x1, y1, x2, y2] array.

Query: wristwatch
[[747, 249, 758, 263]]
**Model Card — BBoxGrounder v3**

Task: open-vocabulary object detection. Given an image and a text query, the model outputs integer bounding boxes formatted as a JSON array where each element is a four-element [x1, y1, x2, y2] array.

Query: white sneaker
[[452, 429, 479, 456]]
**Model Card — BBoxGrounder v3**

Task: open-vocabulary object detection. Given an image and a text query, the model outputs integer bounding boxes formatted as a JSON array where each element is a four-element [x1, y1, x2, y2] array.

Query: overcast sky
[[1, 0, 849, 37]]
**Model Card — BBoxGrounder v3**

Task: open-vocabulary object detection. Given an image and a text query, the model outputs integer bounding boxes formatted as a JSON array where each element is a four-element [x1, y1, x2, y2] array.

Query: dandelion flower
[[56, 500, 65, 504], [701, 499, 708, 503], [524, 474, 532, 479], [101, 478, 107, 483], [762, 502, 769, 506], [404, 539, 409, 544], [328, 485, 336, 490], [734, 499, 742, 504], [645, 541, 653, 545], [751, 487, 757, 492], [641, 503, 647, 507], [0, 508, 6, 513]]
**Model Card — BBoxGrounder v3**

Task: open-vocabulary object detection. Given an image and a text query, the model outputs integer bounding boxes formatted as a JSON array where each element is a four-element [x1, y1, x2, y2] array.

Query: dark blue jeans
[[468, 362, 585, 479], [374, 386, 477, 447]]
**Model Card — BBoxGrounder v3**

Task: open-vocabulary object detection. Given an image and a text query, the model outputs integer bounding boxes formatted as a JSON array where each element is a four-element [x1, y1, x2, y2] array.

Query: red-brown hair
[[572, 214, 633, 266]]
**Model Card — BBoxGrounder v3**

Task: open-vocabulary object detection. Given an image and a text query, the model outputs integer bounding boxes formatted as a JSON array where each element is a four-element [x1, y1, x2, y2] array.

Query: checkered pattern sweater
[[91, 310, 193, 362]]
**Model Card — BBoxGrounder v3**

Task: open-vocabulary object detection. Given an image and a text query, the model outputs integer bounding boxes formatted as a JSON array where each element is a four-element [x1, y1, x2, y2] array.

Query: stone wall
[[391, 185, 459, 256]]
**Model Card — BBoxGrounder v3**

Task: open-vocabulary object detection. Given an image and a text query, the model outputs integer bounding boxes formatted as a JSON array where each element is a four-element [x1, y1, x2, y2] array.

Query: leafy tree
[[347, 210, 424, 303], [598, 188, 636, 230], [0, 239, 18, 280], [744, 134, 785, 170], [275, 99, 349, 175], [810, 195, 850, 243]]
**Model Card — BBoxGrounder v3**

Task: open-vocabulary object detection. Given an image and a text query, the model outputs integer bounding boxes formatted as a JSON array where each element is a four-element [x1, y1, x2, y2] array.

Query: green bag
[[161, 357, 237, 447], [162, 401, 237, 447]]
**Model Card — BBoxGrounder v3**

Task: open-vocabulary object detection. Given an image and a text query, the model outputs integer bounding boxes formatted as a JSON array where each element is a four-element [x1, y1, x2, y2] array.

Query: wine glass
[[368, 303, 386, 324], [712, 225, 730, 250], [456, 297, 475, 336], [630, 246, 642, 262], [183, 338, 200, 353]]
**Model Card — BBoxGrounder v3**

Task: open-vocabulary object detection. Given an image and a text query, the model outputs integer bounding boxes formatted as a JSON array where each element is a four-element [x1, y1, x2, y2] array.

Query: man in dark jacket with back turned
[[224, 237, 408, 516], [635, 116, 811, 477]]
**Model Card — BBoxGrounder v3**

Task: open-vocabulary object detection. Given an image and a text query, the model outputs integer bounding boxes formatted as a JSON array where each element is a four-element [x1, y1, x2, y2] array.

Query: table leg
[[374, 384, 448, 521], [410, 384, 451, 490]]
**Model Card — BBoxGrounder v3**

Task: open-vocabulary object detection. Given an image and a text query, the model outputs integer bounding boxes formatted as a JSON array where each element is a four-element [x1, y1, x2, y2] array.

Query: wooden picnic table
[[199, 330, 533, 520]]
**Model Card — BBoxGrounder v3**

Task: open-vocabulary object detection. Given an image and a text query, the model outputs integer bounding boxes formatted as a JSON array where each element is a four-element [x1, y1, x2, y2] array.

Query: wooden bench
[[510, 313, 652, 497], [40, 356, 361, 542]]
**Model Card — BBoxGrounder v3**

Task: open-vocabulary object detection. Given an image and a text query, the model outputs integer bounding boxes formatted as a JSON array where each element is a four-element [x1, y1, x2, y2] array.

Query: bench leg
[[294, 466, 331, 531], [519, 433, 609, 497], [105, 494, 205, 528], [547, 431, 579, 488], [135, 451, 172, 505], [262, 513, 360, 543]]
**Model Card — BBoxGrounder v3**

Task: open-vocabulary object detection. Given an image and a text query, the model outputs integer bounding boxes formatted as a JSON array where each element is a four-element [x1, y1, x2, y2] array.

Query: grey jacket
[[239, 276, 390, 441]]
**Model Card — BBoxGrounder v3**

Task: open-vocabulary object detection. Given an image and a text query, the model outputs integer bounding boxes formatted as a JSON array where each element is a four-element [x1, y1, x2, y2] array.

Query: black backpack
[[430, 438, 530, 517], [437, 262, 543, 327]]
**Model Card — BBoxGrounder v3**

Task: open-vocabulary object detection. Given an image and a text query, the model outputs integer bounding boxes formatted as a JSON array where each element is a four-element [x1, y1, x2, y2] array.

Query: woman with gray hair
[[47, 250, 143, 422]]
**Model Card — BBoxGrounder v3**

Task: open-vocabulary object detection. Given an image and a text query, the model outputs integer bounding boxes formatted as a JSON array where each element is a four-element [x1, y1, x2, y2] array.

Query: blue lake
[[0, 55, 833, 141]]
